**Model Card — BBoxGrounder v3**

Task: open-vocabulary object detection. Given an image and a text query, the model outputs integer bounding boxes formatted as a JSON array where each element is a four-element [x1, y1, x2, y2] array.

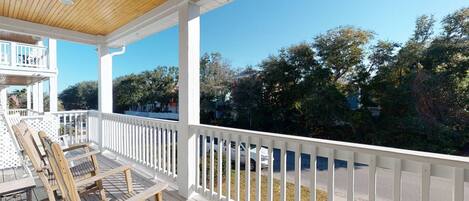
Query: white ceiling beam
[[0, 16, 101, 45], [105, 0, 231, 48], [105, 0, 183, 47]]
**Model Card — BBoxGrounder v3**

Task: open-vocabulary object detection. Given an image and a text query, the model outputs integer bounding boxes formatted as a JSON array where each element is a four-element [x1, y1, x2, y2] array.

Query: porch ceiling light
[[59, 0, 75, 5]]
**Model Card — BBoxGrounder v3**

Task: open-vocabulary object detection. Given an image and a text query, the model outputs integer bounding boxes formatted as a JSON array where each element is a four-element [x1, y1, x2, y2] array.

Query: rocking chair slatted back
[[40, 131, 82, 201], [12, 123, 44, 171]]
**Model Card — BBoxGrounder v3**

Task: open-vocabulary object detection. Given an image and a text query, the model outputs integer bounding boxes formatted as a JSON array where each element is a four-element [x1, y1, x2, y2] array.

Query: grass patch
[[200, 157, 327, 201]]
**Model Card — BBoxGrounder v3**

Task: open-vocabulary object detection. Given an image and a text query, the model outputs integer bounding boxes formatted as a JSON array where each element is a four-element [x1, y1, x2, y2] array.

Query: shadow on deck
[[1, 152, 193, 201]]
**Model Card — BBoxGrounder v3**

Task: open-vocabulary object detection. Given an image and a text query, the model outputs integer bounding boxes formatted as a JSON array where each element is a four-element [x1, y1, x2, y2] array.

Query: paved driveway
[[260, 149, 469, 201]]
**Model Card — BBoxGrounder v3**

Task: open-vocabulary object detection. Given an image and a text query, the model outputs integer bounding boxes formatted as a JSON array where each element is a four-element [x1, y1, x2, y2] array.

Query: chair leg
[[155, 192, 163, 201], [124, 169, 134, 194], [89, 153, 107, 201], [26, 189, 32, 201], [96, 180, 107, 201], [39, 173, 56, 201]]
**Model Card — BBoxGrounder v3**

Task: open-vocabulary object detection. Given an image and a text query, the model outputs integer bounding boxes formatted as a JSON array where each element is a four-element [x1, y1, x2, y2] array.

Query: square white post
[[26, 85, 31, 110], [32, 83, 39, 111], [97, 44, 113, 114], [49, 38, 58, 112], [177, 1, 200, 198], [0, 88, 7, 111], [97, 44, 113, 150], [38, 81, 44, 113], [49, 77, 58, 112]]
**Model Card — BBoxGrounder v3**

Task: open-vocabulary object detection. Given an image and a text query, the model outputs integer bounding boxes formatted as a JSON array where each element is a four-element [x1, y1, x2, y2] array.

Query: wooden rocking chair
[[12, 122, 103, 201], [39, 131, 167, 201]]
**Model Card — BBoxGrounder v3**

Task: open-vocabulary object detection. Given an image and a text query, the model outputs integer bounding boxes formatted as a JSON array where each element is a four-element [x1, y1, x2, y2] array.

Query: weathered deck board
[[1, 153, 192, 201]]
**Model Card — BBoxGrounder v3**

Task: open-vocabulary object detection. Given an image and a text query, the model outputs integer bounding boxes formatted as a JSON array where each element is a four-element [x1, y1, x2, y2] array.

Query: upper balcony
[[0, 40, 48, 69], [0, 40, 54, 85]]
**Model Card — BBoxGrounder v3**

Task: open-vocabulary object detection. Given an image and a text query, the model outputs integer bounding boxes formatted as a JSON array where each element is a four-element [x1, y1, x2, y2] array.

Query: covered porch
[[0, 1, 468, 201]]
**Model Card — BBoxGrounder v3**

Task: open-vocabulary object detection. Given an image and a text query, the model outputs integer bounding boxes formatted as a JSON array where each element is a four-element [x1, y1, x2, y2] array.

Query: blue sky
[[56, 0, 468, 92]]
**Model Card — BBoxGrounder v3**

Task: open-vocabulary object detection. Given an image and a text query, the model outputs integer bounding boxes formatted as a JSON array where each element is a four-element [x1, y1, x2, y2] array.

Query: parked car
[[204, 140, 270, 171]]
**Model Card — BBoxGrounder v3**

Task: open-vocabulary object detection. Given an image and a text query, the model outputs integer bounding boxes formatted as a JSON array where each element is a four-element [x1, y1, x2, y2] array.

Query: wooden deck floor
[[0, 153, 193, 201]]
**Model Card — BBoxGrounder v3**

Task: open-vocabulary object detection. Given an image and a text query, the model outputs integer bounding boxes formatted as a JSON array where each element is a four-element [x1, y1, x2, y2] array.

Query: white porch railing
[[99, 112, 179, 180], [191, 124, 469, 201], [51, 110, 89, 145], [0, 40, 48, 69], [2, 110, 468, 200], [8, 109, 43, 116]]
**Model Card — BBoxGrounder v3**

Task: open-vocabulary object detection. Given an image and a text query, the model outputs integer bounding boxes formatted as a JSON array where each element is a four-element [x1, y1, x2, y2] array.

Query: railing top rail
[[0, 40, 47, 49], [192, 124, 469, 168], [16, 43, 47, 50], [51, 110, 89, 114], [101, 111, 179, 124]]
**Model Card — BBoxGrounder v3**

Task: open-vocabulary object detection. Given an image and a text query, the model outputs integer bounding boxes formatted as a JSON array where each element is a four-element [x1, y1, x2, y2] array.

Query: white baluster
[[280, 142, 286, 201], [217, 134, 223, 199], [453, 167, 464, 201], [235, 135, 241, 201], [393, 158, 401, 201], [255, 138, 262, 201], [310, 146, 317, 201], [328, 149, 335, 201], [267, 140, 274, 201], [246, 136, 252, 201], [172, 125, 177, 177], [369, 155, 376, 201], [226, 134, 231, 201], [421, 163, 431, 201], [295, 144, 302, 201], [202, 131, 207, 192], [347, 152, 355, 201], [210, 131, 215, 198]]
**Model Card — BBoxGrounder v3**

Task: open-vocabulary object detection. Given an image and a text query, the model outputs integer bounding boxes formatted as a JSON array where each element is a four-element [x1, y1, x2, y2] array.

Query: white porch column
[[32, 83, 39, 111], [49, 39, 58, 112], [97, 44, 113, 151], [97, 44, 113, 113], [0, 88, 7, 111], [26, 85, 31, 110], [38, 81, 44, 112], [177, 2, 200, 198]]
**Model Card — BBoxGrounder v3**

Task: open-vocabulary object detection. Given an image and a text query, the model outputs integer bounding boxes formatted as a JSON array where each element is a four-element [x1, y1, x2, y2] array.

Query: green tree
[[200, 52, 235, 124], [60, 81, 98, 110], [313, 27, 374, 84], [114, 66, 178, 113], [231, 67, 263, 129]]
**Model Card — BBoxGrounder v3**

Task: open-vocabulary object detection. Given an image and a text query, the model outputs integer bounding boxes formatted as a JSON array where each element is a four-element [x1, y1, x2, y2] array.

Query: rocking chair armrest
[[62, 143, 92, 152], [75, 165, 131, 187], [125, 183, 168, 201], [67, 150, 101, 162]]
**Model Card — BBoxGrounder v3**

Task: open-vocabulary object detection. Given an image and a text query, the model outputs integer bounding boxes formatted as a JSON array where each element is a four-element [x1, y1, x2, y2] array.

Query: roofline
[[0, 0, 231, 47]]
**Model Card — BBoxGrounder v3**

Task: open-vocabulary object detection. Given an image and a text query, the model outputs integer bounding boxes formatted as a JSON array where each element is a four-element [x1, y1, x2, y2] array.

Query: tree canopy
[[60, 7, 469, 155]]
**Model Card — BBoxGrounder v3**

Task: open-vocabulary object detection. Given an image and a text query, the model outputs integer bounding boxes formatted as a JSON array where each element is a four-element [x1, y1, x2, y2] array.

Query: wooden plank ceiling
[[0, 0, 167, 35]]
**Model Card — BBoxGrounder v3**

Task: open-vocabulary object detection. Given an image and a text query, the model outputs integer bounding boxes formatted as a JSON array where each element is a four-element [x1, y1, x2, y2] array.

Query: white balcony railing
[[2, 110, 468, 200], [0, 40, 48, 69]]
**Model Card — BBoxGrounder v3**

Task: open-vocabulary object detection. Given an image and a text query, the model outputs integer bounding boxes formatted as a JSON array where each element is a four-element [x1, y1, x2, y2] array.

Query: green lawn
[[201, 157, 327, 201]]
